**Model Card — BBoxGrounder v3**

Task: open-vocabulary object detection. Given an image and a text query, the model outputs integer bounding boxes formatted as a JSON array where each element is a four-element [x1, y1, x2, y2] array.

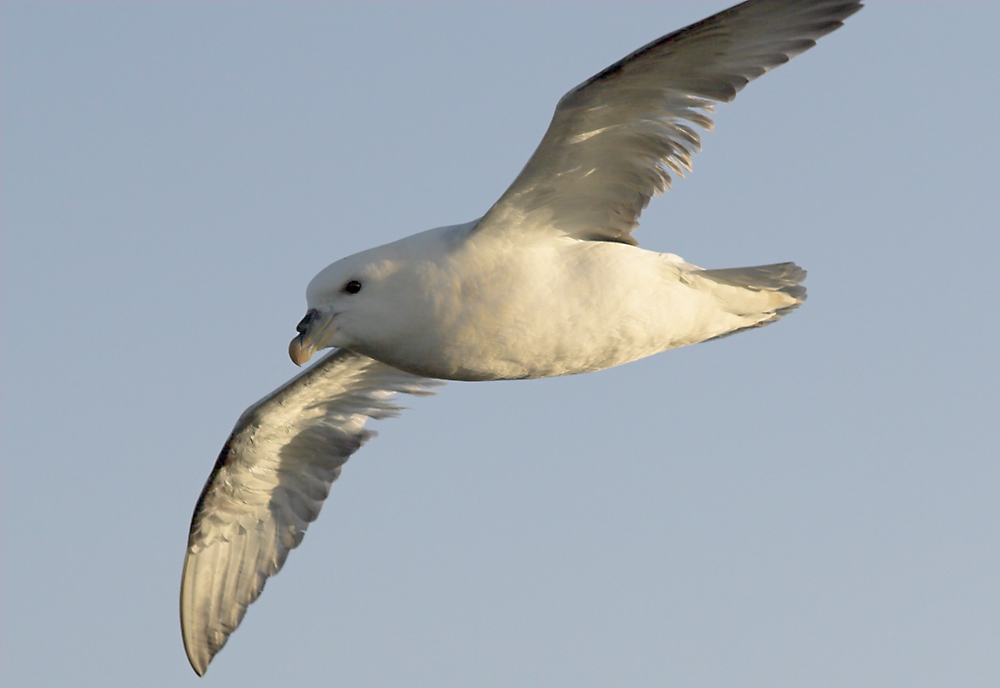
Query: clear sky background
[[3, 2, 999, 686]]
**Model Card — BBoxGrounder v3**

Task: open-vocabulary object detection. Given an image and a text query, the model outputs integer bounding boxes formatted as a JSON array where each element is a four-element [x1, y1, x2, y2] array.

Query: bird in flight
[[181, 0, 862, 675]]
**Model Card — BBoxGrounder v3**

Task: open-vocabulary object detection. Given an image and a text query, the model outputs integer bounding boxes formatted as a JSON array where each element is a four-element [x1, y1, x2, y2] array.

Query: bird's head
[[288, 241, 419, 366]]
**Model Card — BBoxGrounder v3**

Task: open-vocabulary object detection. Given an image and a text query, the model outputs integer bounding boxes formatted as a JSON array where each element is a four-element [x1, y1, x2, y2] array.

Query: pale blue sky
[[3, 2, 999, 686]]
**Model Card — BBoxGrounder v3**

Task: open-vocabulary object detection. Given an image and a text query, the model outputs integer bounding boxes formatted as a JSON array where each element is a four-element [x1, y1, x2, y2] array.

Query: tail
[[696, 262, 807, 341]]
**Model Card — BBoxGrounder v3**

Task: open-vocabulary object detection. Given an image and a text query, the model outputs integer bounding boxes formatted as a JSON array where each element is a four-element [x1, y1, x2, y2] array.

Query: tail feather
[[697, 262, 807, 341], [700, 262, 807, 302]]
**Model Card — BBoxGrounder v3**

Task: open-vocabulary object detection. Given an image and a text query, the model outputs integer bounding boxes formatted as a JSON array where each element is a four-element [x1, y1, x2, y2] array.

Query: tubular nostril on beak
[[296, 309, 319, 335]]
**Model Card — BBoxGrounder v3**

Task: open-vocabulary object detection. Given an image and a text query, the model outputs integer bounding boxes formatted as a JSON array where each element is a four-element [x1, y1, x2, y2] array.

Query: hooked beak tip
[[288, 336, 314, 367], [289, 310, 336, 366]]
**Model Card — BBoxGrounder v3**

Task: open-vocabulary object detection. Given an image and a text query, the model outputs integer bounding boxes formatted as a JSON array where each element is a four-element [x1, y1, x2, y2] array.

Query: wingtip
[[189, 658, 208, 677], [181, 626, 212, 676], [181, 623, 211, 676], [180, 549, 215, 677], [181, 617, 213, 676]]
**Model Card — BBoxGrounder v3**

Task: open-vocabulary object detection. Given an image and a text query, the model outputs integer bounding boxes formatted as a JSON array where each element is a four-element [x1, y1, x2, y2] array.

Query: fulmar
[[181, 0, 862, 675]]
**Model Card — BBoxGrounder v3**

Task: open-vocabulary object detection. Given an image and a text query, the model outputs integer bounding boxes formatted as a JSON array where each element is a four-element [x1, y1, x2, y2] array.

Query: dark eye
[[343, 280, 362, 294]]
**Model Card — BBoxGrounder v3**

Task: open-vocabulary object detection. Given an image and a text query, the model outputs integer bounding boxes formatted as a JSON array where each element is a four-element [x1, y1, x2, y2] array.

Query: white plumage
[[182, 0, 861, 675]]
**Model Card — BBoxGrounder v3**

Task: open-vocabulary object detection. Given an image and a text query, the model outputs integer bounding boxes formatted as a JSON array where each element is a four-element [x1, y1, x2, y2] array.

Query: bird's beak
[[288, 309, 336, 366]]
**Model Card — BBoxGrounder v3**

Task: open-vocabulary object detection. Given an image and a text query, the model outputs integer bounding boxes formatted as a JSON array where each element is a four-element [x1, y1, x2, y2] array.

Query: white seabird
[[181, 0, 862, 675]]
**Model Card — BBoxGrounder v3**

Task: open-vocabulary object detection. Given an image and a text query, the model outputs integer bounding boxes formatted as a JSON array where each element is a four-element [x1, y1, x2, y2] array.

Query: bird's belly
[[371, 243, 724, 381]]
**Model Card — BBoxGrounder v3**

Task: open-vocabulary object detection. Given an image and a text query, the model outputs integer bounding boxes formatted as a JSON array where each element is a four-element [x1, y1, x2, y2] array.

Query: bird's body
[[311, 221, 803, 381], [181, 0, 862, 675]]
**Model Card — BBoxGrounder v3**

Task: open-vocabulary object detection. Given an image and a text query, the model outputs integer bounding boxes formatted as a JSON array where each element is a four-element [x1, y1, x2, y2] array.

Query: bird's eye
[[343, 280, 362, 294]]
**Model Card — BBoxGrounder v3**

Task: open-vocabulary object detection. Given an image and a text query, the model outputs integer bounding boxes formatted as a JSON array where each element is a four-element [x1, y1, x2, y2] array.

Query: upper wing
[[180, 349, 438, 675], [476, 0, 862, 245]]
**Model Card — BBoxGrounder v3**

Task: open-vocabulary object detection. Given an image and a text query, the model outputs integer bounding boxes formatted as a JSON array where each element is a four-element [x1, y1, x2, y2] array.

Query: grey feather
[[477, 0, 862, 245], [700, 261, 808, 340], [180, 349, 438, 676]]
